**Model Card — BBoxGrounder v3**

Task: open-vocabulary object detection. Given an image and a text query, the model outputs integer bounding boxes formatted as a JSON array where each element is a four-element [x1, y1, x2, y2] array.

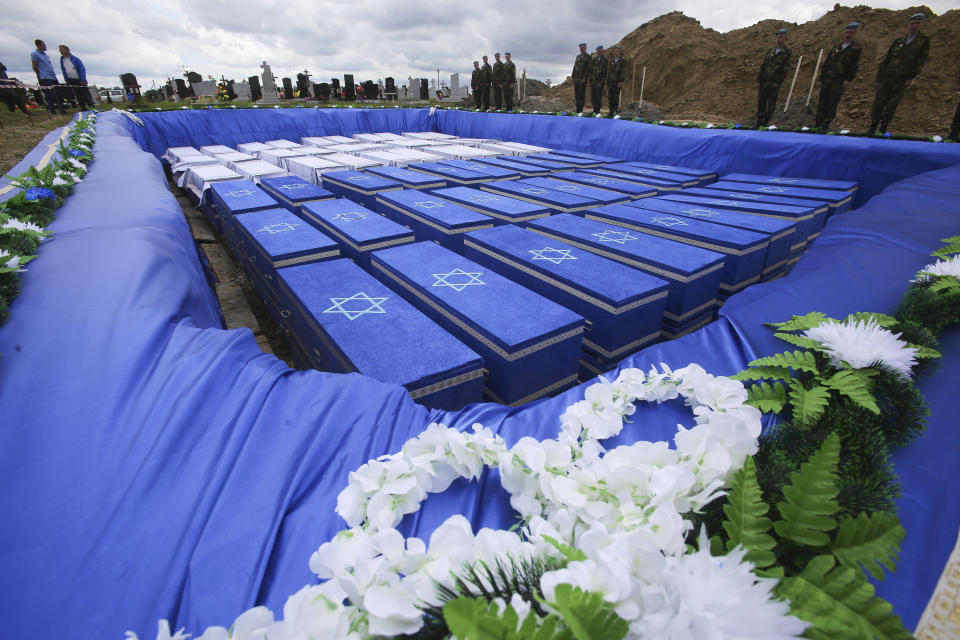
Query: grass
[[1, 107, 76, 177]]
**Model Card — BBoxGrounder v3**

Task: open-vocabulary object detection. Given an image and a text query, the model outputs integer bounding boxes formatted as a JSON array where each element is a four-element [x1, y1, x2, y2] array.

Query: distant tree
[[144, 89, 164, 102]]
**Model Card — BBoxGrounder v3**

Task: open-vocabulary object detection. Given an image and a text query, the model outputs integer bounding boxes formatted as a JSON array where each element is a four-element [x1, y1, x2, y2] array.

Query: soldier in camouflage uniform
[[590, 45, 608, 115], [571, 42, 592, 114], [948, 71, 960, 141], [755, 28, 792, 127], [502, 52, 517, 111], [607, 45, 627, 116], [492, 52, 504, 110], [868, 12, 930, 135], [480, 55, 493, 110], [814, 22, 863, 130], [471, 60, 482, 109]]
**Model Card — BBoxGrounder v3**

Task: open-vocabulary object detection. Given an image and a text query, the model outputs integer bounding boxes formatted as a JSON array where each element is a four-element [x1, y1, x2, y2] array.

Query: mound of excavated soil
[[546, 5, 959, 136]]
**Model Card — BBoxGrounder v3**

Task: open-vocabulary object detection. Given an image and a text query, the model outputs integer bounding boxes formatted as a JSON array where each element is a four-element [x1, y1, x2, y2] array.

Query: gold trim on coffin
[[300, 210, 414, 254], [583, 328, 662, 359], [483, 372, 579, 407], [375, 198, 495, 236], [324, 178, 402, 196], [372, 261, 584, 362], [584, 214, 769, 257], [240, 225, 341, 272], [479, 185, 592, 214], [408, 368, 485, 399], [435, 197, 551, 223]]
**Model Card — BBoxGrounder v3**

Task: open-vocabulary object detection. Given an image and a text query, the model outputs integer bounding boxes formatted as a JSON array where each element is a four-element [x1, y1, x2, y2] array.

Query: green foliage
[[773, 434, 840, 547], [788, 381, 832, 422], [821, 370, 880, 414], [744, 381, 788, 413], [766, 311, 827, 331], [550, 584, 629, 640], [443, 597, 572, 640], [833, 513, 904, 581], [773, 332, 821, 349], [720, 457, 776, 568], [750, 350, 821, 374], [843, 312, 898, 328], [931, 235, 960, 258]]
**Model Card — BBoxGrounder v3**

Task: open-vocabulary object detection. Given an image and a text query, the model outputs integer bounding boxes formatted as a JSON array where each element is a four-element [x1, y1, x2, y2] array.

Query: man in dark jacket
[[480, 55, 493, 110], [755, 28, 792, 127], [590, 45, 608, 115], [868, 12, 930, 135], [471, 61, 482, 109], [814, 22, 862, 130], [607, 45, 627, 116], [492, 52, 504, 110], [502, 52, 517, 111], [59, 44, 93, 110], [571, 42, 591, 114], [948, 72, 960, 141]]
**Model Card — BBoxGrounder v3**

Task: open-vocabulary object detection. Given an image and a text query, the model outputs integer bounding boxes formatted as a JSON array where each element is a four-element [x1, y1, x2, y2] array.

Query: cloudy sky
[[1, 1, 953, 92]]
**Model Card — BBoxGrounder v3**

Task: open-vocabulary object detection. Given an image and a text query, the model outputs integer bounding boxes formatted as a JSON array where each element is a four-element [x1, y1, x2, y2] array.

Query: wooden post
[[631, 62, 637, 105], [783, 55, 803, 112], [639, 66, 646, 107], [805, 48, 823, 107], [522, 69, 527, 103]]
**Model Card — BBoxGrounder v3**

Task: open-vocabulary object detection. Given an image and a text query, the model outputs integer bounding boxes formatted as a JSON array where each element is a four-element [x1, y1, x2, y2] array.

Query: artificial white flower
[[804, 318, 918, 374], [1, 218, 46, 234], [767, 125, 777, 130], [0, 250, 26, 272], [840, 129, 850, 135], [915, 256, 960, 282], [706, 123, 714, 128], [932, 135, 943, 142]]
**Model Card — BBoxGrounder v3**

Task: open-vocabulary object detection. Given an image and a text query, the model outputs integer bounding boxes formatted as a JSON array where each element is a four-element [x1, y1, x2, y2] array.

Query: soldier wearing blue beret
[[755, 28, 792, 127], [502, 52, 517, 111], [868, 12, 930, 135], [590, 45, 608, 115], [480, 55, 493, 110], [814, 22, 862, 130], [608, 45, 627, 116], [572, 42, 592, 114], [492, 53, 504, 110], [471, 61, 482, 109]]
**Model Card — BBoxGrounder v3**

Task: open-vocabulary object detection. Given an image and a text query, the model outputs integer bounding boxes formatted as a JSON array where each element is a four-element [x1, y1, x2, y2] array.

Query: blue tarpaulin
[[1, 108, 958, 639]]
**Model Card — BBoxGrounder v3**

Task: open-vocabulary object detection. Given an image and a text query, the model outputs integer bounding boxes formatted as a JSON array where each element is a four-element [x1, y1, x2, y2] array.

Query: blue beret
[[596, 45, 603, 50], [909, 12, 925, 20], [777, 28, 788, 35], [579, 42, 586, 47], [846, 21, 859, 29], [505, 52, 511, 55], [614, 44, 622, 49]]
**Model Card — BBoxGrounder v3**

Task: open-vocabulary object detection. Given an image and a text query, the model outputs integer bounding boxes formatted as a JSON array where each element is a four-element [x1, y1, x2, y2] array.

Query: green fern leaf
[[929, 276, 960, 294], [773, 332, 822, 349], [776, 555, 912, 639], [722, 457, 777, 568], [444, 597, 574, 640], [730, 365, 794, 382], [910, 344, 941, 359], [551, 584, 629, 640], [822, 370, 880, 414], [832, 513, 905, 581], [766, 312, 829, 331], [931, 237, 960, 258], [540, 535, 588, 562], [773, 433, 840, 547], [788, 381, 831, 422], [843, 312, 899, 328], [749, 350, 820, 374], [745, 381, 788, 414]]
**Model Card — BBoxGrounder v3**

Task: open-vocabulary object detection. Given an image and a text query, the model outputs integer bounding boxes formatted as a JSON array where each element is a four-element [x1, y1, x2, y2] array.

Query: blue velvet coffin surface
[[584, 203, 769, 293], [462, 225, 668, 359], [471, 157, 551, 177], [550, 149, 625, 164], [300, 199, 414, 268], [720, 172, 858, 194], [319, 170, 403, 209], [622, 161, 719, 183], [479, 180, 596, 214], [277, 258, 484, 410], [431, 186, 551, 224], [580, 168, 680, 194], [364, 165, 447, 190], [508, 156, 569, 172], [259, 175, 336, 214], [627, 198, 797, 276], [702, 180, 853, 214], [407, 162, 489, 185], [514, 177, 631, 206], [370, 241, 585, 406], [438, 159, 521, 180], [526, 214, 725, 324], [375, 190, 495, 252], [526, 153, 603, 168], [554, 171, 659, 199], [600, 164, 700, 187], [207, 178, 281, 245]]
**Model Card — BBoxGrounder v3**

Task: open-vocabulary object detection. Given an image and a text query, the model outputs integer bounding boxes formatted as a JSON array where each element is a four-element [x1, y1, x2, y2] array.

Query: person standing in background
[[59, 45, 92, 111], [480, 55, 493, 110], [31, 39, 66, 115], [868, 12, 930, 135], [590, 45, 608, 115], [607, 45, 627, 116], [571, 42, 592, 114], [755, 28, 791, 127], [492, 52, 504, 111], [814, 22, 862, 131], [471, 60, 482, 109], [502, 52, 517, 111]]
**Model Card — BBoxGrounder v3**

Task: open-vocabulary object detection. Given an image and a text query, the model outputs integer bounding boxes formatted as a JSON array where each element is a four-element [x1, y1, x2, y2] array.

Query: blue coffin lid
[[510, 156, 568, 171], [549, 149, 625, 163], [601, 164, 699, 186], [703, 181, 852, 207], [516, 177, 630, 205], [321, 170, 403, 194], [234, 208, 340, 264], [721, 172, 858, 193], [376, 190, 495, 232], [471, 157, 551, 176], [438, 159, 521, 180], [527, 153, 601, 167], [622, 161, 718, 181], [584, 204, 769, 253], [301, 199, 413, 250], [259, 175, 336, 203], [627, 198, 796, 237], [463, 225, 669, 309], [432, 186, 551, 222], [580, 168, 682, 191], [556, 171, 659, 198], [660, 192, 819, 219], [364, 166, 446, 189], [371, 241, 583, 353], [408, 162, 488, 183], [278, 258, 482, 388], [681, 187, 829, 215], [527, 214, 725, 279], [208, 179, 280, 214], [480, 180, 596, 210]]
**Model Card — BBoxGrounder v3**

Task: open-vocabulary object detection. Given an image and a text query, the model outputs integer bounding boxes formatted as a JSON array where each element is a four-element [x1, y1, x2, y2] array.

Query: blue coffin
[[207, 179, 281, 247], [508, 156, 569, 172], [370, 241, 585, 406], [601, 164, 700, 187], [550, 149, 625, 164], [408, 162, 488, 185], [320, 171, 403, 209], [584, 204, 769, 293], [462, 225, 668, 360], [526, 153, 603, 168], [438, 159, 521, 180], [300, 199, 414, 268], [375, 190, 495, 252], [432, 186, 551, 224], [259, 175, 336, 214], [364, 165, 447, 190], [626, 198, 796, 277], [720, 172, 858, 194], [622, 161, 718, 183], [702, 180, 853, 214], [554, 171, 659, 200], [515, 177, 631, 206], [277, 259, 484, 410], [526, 214, 725, 326], [479, 180, 596, 215], [580, 168, 680, 193], [471, 157, 551, 177]]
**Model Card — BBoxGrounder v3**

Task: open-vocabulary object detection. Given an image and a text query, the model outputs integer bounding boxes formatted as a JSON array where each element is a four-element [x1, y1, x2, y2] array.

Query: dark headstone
[[343, 74, 355, 100], [314, 82, 330, 100], [385, 77, 396, 100], [282, 77, 293, 99], [248, 76, 262, 100], [175, 78, 189, 100], [362, 80, 376, 101], [226, 80, 237, 100], [296, 73, 310, 98], [186, 71, 203, 84], [419, 78, 429, 100]]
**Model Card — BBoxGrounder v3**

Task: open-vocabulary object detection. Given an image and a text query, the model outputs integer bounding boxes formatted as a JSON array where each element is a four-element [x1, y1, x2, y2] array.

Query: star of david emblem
[[758, 186, 788, 193], [583, 177, 609, 185], [226, 189, 258, 198], [278, 182, 307, 190], [529, 247, 577, 263], [654, 166, 674, 171], [552, 184, 580, 192], [730, 193, 762, 199], [256, 222, 300, 234], [768, 178, 798, 184], [683, 208, 720, 217], [521, 188, 548, 195], [592, 229, 638, 244], [469, 195, 499, 203], [322, 291, 388, 320], [332, 210, 370, 222], [709, 200, 734, 207], [651, 216, 688, 227], [413, 201, 443, 208], [343, 176, 370, 182], [432, 268, 485, 291], [634, 169, 655, 175]]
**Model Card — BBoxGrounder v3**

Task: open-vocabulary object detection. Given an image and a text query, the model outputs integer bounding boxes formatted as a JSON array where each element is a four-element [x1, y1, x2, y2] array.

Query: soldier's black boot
[[867, 122, 878, 136]]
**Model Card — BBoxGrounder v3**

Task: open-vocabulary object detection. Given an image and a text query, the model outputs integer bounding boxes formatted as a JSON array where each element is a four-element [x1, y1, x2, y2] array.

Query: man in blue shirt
[[31, 39, 66, 114], [59, 44, 92, 110]]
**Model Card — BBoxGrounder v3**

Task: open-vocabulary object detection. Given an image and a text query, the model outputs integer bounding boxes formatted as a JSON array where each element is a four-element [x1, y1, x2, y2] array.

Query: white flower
[[767, 125, 777, 130], [804, 318, 918, 374], [932, 135, 943, 142], [2, 218, 46, 234], [915, 256, 960, 282], [614, 114, 621, 119], [801, 126, 809, 131], [363, 584, 422, 636], [706, 123, 714, 128], [0, 250, 26, 272], [840, 129, 850, 135]]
